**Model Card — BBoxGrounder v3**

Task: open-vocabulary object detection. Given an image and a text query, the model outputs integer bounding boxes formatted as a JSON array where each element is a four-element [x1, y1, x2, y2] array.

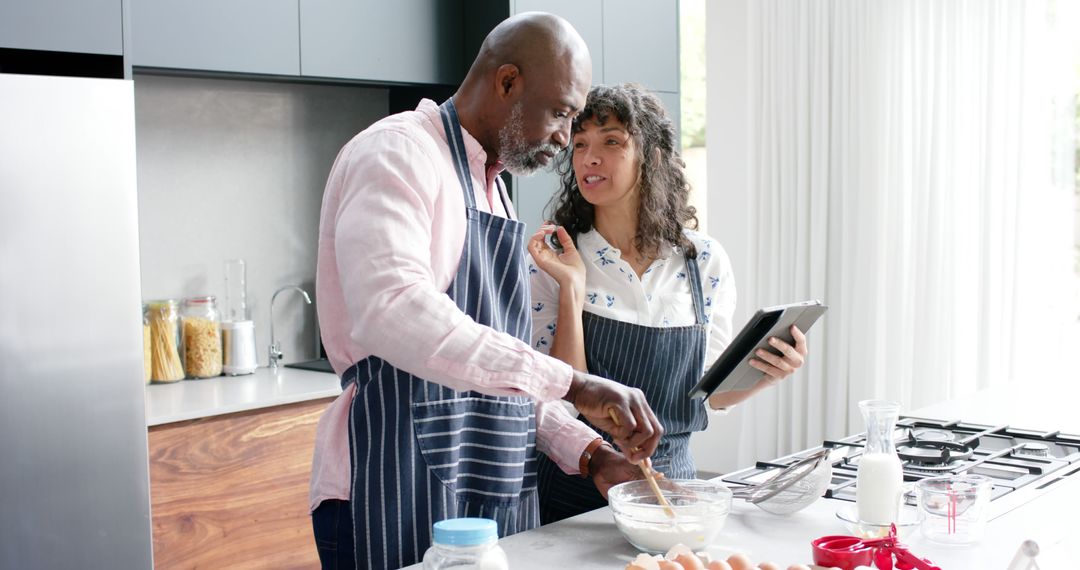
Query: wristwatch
[[578, 438, 609, 478]]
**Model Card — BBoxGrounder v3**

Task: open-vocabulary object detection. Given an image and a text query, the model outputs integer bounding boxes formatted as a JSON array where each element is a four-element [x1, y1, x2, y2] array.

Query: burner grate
[[721, 416, 1080, 506]]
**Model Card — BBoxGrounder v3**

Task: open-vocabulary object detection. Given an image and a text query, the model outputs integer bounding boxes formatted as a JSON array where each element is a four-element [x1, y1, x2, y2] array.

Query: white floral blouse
[[529, 228, 737, 372]]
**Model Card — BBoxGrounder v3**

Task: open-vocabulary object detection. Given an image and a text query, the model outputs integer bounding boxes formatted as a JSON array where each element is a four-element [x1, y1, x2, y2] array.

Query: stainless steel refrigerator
[[0, 73, 154, 568]]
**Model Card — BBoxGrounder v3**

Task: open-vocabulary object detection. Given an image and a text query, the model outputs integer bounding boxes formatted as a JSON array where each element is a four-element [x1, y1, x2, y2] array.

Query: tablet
[[688, 300, 827, 399]]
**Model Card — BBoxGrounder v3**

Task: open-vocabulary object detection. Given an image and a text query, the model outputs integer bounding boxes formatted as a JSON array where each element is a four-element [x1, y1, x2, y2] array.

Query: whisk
[[730, 448, 832, 514]]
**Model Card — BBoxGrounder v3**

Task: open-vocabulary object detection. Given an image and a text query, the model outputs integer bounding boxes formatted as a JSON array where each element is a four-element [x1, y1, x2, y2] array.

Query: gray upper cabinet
[[512, 0, 604, 84], [0, 0, 122, 55], [130, 0, 300, 75], [602, 0, 678, 92], [300, 0, 463, 84]]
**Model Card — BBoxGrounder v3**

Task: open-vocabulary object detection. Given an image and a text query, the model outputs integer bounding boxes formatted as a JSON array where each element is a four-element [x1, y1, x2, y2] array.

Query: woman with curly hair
[[527, 83, 809, 523]]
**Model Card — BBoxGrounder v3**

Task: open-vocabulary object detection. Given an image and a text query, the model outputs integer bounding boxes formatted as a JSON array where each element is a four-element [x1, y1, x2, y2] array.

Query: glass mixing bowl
[[835, 503, 921, 540], [753, 455, 833, 515], [608, 479, 733, 554]]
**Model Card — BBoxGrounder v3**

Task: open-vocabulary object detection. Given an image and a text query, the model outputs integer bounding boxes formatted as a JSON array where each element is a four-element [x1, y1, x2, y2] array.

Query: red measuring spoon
[[811, 525, 941, 570]]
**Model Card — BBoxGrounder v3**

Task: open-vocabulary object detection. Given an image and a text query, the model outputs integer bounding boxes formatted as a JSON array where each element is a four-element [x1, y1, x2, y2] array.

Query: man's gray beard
[[498, 102, 561, 177]]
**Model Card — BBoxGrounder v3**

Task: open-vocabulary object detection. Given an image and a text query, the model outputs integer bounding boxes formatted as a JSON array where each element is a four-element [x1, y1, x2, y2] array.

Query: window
[[680, 0, 707, 232]]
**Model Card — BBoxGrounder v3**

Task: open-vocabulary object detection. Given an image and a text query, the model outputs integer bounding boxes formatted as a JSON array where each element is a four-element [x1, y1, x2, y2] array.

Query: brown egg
[[665, 544, 706, 570], [726, 554, 754, 570], [671, 553, 705, 570], [657, 561, 686, 570], [756, 563, 780, 570], [706, 560, 733, 570], [786, 565, 812, 570]]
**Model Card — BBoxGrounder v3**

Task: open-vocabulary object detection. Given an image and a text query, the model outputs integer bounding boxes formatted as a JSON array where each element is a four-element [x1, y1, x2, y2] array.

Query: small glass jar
[[422, 518, 508, 570], [145, 300, 185, 383], [181, 296, 223, 379]]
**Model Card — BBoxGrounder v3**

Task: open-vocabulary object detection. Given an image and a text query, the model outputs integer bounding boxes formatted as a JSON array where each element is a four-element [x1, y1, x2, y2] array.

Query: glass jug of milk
[[856, 400, 904, 525]]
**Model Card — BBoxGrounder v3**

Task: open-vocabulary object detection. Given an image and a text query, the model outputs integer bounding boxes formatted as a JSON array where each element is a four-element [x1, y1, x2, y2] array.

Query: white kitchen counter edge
[[397, 377, 1080, 568], [144, 366, 342, 427]]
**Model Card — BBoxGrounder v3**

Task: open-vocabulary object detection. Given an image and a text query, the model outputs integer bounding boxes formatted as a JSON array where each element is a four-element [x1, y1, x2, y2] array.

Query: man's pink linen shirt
[[309, 99, 599, 513]]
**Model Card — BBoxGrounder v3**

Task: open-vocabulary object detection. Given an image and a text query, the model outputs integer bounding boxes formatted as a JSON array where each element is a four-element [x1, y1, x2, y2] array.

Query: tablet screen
[[688, 300, 827, 400], [700, 309, 783, 393]]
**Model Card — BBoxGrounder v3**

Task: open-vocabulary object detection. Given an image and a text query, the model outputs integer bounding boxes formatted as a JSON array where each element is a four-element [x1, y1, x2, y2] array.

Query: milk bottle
[[856, 400, 904, 525]]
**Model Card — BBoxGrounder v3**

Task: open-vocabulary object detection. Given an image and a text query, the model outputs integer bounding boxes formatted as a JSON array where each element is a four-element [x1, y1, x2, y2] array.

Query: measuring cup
[[915, 474, 991, 545]]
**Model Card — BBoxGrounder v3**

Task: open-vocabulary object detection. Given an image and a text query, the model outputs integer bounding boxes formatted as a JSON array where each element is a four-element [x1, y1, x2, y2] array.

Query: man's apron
[[343, 99, 538, 569], [536, 253, 709, 524]]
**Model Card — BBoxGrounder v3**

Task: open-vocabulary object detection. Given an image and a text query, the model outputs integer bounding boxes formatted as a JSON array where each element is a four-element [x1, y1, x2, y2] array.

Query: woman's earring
[[546, 231, 565, 255]]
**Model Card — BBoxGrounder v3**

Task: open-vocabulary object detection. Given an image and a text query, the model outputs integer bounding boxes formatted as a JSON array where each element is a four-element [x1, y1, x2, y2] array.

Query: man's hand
[[587, 443, 644, 498], [565, 370, 663, 464]]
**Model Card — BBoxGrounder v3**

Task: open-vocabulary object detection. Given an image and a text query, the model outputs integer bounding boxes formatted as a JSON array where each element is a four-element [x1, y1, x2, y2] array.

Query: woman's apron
[[536, 253, 709, 524], [343, 99, 539, 569]]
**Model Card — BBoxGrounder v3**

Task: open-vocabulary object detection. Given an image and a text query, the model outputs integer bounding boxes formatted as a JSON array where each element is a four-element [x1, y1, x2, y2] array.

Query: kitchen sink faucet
[[269, 285, 312, 371]]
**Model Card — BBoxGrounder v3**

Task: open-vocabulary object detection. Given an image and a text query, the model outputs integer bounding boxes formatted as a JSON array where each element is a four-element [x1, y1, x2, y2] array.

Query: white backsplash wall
[[135, 74, 387, 367]]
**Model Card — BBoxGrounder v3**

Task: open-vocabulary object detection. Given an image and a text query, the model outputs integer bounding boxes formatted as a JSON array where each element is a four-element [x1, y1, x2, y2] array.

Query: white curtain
[[725, 0, 1077, 467]]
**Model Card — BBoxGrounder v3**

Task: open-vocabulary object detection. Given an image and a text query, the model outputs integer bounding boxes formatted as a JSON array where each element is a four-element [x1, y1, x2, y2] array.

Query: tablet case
[[688, 300, 827, 399]]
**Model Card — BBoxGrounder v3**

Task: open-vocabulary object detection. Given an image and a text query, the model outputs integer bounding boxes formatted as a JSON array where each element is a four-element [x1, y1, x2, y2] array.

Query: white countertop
[[400, 478, 1078, 569], [144, 366, 342, 426], [401, 377, 1079, 569]]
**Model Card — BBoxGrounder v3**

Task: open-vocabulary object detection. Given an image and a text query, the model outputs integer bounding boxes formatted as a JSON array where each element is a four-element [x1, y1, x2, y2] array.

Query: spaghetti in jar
[[181, 296, 223, 379], [145, 300, 185, 383]]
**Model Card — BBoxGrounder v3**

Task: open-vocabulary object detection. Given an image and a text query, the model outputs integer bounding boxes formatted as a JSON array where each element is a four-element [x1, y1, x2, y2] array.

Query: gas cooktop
[[722, 416, 1080, 516]]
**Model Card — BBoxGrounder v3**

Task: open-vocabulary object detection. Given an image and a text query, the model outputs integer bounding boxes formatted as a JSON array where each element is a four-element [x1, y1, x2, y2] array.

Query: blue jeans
[[312, 499, 354, 570]]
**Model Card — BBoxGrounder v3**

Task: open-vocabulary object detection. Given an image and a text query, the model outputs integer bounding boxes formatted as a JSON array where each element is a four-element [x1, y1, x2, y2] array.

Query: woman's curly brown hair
[[546, 83, 699, 259]]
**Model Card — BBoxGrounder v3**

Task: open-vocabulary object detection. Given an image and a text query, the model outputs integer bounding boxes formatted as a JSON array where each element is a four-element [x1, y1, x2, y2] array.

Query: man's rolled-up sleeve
[[536, 400, 601, 475]]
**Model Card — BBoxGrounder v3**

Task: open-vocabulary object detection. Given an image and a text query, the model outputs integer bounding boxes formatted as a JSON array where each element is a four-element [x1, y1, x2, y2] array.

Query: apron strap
[[495, 175, 515, 221], [683, 251, 707, 326], [438, 98, 477, 210]]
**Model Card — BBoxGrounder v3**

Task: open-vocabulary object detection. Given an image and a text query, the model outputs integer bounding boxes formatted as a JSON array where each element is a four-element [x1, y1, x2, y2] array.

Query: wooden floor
[[148, 397, 333, 569]]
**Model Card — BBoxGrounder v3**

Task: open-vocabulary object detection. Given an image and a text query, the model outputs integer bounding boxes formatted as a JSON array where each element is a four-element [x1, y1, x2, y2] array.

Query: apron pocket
[[411, 394, 536, 506]]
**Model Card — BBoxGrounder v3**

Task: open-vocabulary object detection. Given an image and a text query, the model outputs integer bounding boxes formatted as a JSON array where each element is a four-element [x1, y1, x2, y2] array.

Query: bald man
[[309, 13, 662, 569]]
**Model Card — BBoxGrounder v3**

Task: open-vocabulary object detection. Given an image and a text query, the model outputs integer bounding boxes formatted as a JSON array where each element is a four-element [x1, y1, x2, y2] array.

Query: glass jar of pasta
[[142, 306, 152, 384], [181, 296, 223, 379], [145, 300, 185, 383]]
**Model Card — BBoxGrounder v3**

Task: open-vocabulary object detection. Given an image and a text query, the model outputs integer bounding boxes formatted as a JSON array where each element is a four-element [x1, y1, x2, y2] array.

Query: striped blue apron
[[537, 253, 709, 524], [343, 99, 539, 569]]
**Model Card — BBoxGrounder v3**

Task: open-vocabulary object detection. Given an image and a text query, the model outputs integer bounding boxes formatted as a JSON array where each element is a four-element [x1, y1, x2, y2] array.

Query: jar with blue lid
[[422, 518, 508, 570]]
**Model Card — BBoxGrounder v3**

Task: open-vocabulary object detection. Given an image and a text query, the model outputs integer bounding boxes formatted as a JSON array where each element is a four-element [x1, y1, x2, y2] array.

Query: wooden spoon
[[608, 408, 676, 518]]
